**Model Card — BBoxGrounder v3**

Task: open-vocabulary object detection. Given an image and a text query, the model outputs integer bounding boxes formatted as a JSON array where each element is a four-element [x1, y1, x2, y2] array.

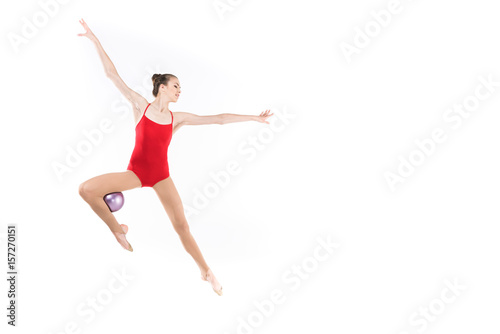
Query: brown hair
[[152, 73, 177, 97]]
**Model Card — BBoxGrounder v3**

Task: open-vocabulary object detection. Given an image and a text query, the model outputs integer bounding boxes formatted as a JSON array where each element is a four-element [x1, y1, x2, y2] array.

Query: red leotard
[[127, 103, 173, 187]]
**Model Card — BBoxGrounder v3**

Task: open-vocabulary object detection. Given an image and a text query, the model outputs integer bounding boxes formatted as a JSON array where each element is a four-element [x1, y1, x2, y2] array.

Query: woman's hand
[[77, 18, 97, 42], [256, 109, 274, 124]]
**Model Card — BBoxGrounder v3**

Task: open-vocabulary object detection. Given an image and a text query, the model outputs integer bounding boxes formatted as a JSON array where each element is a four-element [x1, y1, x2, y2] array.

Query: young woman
[[76, 18, 273, 296]]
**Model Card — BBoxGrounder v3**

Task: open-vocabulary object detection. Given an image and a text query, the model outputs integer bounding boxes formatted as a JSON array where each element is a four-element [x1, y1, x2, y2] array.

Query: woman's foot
[[201, 268, 223, 296], [113, 224, 133, 252]]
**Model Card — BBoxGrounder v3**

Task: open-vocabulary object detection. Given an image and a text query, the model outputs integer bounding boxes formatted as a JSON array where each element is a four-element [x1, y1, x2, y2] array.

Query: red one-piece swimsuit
[[127, 103, 173, 187]]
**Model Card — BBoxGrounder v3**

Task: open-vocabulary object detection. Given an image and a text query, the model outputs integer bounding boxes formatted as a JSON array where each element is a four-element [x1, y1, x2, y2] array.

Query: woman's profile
[[76, 18, 273, 296]]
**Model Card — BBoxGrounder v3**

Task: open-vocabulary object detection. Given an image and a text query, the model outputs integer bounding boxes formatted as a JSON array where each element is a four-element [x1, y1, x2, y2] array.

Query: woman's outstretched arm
[[175, 110, 274, 126], [77, 18, 147, 113]]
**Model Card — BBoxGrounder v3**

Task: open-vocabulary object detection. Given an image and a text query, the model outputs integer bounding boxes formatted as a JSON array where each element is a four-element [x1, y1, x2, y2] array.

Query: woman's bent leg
[[78, 170, 142, 249]]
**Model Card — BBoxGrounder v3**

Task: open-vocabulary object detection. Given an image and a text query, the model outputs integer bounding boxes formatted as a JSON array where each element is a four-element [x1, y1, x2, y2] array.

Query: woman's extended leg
[[78, 170, 142, 251], [153, 176, 223, 295]]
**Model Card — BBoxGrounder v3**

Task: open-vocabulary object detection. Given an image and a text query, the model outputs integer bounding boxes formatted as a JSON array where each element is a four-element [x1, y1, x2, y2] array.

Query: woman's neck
[[151, 97, 170, 113]]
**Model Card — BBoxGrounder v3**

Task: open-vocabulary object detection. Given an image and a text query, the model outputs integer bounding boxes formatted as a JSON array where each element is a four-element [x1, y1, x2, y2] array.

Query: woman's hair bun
[[152, 73, 163, 83]]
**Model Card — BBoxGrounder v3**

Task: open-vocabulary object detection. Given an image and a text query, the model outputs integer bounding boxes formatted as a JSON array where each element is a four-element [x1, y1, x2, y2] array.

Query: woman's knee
[[172, 219, 190, 234], [78, 181, 98, 200]]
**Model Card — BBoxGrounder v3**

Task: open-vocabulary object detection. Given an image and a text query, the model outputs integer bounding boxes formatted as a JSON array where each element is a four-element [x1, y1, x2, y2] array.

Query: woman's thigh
[[80, 170, 141, 197], [152, 177, 186, 228]]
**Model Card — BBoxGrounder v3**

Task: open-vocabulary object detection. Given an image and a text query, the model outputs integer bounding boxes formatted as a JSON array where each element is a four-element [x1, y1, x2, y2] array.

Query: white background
[[1, 0, 499, 333]]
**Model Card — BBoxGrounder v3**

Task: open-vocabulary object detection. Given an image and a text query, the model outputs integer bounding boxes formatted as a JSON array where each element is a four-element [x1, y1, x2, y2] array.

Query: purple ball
[[103, 192, 124, 212]]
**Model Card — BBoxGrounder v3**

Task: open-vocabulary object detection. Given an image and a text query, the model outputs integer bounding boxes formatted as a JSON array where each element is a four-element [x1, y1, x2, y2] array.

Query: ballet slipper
[[201, 268, 223, 296], [113, 224, 133, 252]]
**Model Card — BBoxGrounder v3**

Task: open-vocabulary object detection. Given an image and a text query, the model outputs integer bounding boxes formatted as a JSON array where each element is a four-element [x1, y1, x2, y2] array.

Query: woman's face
[[162, 78, 181, 101]]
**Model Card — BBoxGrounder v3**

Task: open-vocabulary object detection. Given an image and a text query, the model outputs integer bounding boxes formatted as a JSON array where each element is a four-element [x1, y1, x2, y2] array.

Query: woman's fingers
[[77, 18, 95, 39], [260, 110, 273, 117], [77, 19, 87, 36], [79, 18, 90, 32], [256, 110, 273, 123]]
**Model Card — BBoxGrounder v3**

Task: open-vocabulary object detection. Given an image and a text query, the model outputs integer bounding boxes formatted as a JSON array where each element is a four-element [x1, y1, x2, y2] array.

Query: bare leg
[[79, 171, 142, 251], [153, 176, 223, 295]]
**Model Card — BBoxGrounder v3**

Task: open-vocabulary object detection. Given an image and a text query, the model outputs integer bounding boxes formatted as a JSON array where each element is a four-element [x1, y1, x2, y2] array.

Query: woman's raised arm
[[77, 18, 146, 113]]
